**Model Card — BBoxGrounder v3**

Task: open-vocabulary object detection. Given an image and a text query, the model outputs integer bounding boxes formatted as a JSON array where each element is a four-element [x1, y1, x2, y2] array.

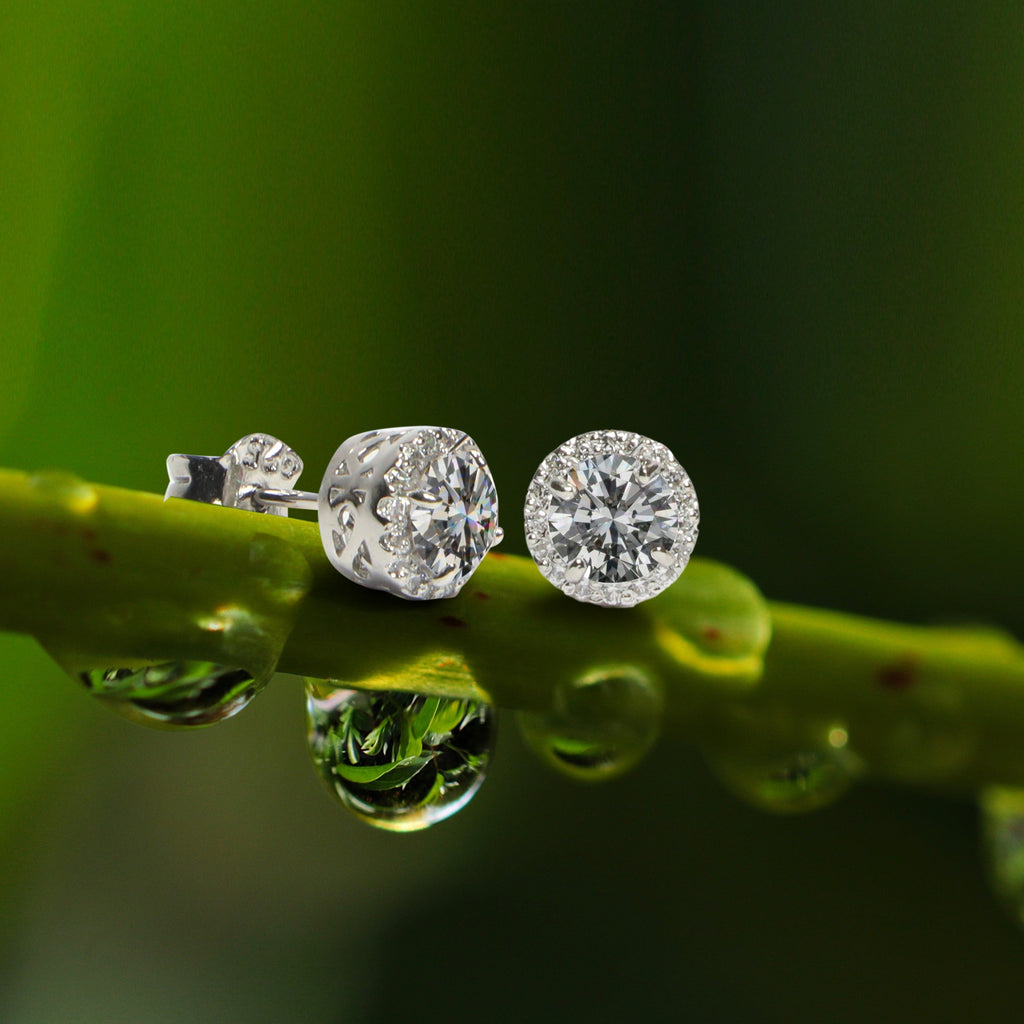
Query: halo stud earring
[[167, 428, 502, 601], [301, 426, 502, 600], [524, 429, 698, 607]]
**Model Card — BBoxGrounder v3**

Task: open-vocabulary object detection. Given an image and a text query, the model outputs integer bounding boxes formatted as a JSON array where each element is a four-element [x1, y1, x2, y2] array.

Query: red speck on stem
[[440, 615, 468, 629], [487, 552, 508, 561], [702, 625, 722, 641], [877, 657, 918, 691], [473, 591, 491, 601], [90, 549, 113, 564]]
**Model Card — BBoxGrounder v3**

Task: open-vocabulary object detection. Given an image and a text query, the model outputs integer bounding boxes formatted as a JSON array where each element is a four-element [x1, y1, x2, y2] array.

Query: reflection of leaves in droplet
[[409, 696, 442, 740], [305, 685, 494, 831], [428, 698, 472, 738], [79, 661, 257, 727], [360, 720, 389, 757], [335, 755, 431, 786], [517, 667, 662, 782], [705, 741, 858, 814], [545, 737, 614, 770]]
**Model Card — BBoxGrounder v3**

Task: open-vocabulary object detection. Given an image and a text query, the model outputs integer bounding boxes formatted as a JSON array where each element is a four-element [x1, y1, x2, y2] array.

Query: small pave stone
[[376, 496, 405, 523]]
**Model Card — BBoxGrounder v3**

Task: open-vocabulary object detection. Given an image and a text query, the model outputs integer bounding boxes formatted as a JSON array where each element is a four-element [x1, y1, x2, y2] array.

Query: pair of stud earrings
[[166, 427, 699, 607]]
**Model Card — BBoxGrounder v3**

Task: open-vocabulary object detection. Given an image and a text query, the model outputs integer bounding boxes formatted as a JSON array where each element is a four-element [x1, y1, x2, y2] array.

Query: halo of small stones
[[375, 428, 488, 600], [524, 429, 699, 607]]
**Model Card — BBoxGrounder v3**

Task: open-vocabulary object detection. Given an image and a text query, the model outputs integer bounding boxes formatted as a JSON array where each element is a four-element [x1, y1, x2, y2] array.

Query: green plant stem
[[1, 467, 1022, 793]]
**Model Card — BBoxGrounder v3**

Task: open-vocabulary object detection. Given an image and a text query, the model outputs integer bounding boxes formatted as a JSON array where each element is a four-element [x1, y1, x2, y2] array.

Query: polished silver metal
[[253, 488, 318, 511], [167, 427, 502, 601], [165, 434, 303, 516]]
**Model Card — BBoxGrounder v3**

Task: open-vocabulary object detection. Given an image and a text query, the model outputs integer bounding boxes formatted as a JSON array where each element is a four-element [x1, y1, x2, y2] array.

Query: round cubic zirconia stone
[[548, 453, 678, 583], [408, 452, 498, 584], [525, 430, 698, 606]]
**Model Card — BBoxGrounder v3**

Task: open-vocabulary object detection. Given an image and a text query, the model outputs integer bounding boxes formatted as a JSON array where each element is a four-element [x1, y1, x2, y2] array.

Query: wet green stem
[[1, 467, 1022, 794]]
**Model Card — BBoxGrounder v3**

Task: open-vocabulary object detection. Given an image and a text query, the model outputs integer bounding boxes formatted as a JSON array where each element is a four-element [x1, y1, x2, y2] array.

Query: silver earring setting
[[308, 427, 502, 600], [166, 433, 304, 515], [166, 428, 502, 601], [524, 429, 698, 607]]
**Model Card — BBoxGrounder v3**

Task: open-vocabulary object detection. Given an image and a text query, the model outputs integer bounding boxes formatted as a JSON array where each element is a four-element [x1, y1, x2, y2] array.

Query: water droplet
[[704, 715, 859, 814], [41, 598, 291, 729], [708, 747, 855, 813], [79, 661, 257, 727], [27, 470, 98, 514], [306, 683, 494, 831], [979, 787, 1024, 927], [652, 560, 771, 691], [517, 667, 662, 782]]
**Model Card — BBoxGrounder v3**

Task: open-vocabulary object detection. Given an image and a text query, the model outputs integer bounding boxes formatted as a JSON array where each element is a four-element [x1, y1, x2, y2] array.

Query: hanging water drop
[[703, 712, 860, 813], [980, 787, 1024, 927], [517, 667, 662, 781], [79, 661, 258, 727], [306, 683, 494, 831], [41, 600, 286, 728], [707, 747, 854, 813]]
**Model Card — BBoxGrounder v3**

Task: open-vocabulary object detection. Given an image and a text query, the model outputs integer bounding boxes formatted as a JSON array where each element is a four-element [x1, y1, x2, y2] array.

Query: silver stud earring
[[524, 429, 698, 607], [167, 428, 502, 600]]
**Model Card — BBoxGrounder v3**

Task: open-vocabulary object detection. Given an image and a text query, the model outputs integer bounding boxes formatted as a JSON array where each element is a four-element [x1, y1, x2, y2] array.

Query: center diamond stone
[[408, 453, 498, 583], [547, 453, 679, 583]]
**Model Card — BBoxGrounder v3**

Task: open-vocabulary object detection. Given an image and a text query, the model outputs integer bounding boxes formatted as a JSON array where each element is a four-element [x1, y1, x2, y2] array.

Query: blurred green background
[[2, 3, 1024, 1021]]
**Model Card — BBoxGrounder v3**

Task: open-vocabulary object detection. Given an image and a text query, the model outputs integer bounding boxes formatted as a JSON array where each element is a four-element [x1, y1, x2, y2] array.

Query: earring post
[[253, 488, 319, 511]]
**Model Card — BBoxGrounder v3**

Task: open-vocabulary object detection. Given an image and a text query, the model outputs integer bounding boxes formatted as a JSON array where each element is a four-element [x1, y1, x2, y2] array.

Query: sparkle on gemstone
[[408, 452, 498, 584], [546, 453, 680, 584]]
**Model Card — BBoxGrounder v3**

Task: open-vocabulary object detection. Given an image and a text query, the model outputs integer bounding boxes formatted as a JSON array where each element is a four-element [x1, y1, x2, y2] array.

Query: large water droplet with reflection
[[306, 683, 494, 831], [80, 661, 258, 727], [517, 667, 662, 781], [980, 787, 1024, 927], [704, 721, 859, 813]]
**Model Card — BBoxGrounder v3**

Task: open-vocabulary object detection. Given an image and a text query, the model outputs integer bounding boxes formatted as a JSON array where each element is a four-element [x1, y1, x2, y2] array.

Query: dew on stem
[[26, 470, 99, 514], [79, 661, 258, 727], [41, 602, 288, 728], [306, 682, 494, 832], [516, 666, 662, 781], [702, 708, 861, 813], [980, 787, 1024, 927], [706, 745, 856, 813]]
